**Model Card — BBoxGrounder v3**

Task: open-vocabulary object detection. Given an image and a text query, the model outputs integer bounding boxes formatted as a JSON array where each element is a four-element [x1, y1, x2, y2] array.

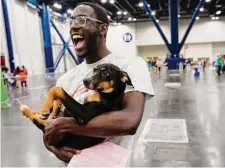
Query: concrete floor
[[1, 67, 225, 167]]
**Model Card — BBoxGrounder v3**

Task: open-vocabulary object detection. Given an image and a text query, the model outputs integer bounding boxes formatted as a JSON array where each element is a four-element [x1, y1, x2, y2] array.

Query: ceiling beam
[[215, 0, 220, 5], [124, 0, 137, 12], [91, 0, 112, 15], [115, 1, 126, 11], [157, 0, 163, 10], [111, 3, 122, 11], [187, 0, 191, 9]]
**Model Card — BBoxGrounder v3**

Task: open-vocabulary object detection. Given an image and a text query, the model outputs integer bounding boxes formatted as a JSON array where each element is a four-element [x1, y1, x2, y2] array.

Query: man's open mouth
[[72, 34, 86, 50]]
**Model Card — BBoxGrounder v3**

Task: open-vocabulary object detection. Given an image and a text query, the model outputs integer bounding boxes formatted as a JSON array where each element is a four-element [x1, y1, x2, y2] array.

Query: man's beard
[[78, 31, 101, 58]]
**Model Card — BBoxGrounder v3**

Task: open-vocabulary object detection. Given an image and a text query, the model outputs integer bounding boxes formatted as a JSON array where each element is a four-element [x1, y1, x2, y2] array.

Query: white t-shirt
[[57, 53, 154, 100], [56, 53, 155, 165], [156, 60, 163, 67]]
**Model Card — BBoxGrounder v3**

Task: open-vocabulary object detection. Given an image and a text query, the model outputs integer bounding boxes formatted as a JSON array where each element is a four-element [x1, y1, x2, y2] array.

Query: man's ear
[[120, 71, 133, 87], [99, 24, 108, 36]]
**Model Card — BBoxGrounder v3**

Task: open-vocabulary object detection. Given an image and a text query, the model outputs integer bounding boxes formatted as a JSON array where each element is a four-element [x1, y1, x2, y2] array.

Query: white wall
[[138, 42, 225, 62], [136, 17, 225, 46], [179, 18, 225, 44], [136, 17, 225, 61], [0, 0, 9, 68], [107, 23, 137, 57], [136, 21, 171, 46], [50, 18, 77, 73], [138, 45, 168, 61], [1, 0, 78, 75], [182, 43, 212, 60], [6, 0, 45, 75], [212, 42, 225, 61]]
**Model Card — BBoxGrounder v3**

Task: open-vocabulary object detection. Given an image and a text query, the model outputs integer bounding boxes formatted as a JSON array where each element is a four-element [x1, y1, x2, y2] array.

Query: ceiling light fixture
[[133, 18, 137, 21], [156, 19, 159, 23], [206, 0, 211, 2], [178, 14, 180, 18], [211, 16, 215, 20], [123, 11, 128, 15], [128, 17, 132, 21], [53, 3, 62, 9], [67, 9, 72, 14], [114, 22, 117, 26], [109, 0, 115, 4], [151, 11, 156, 16], [107, 15, 111, 19], [101, 0, 107, 3], [216, 10, 221, 15], [118, 23, 122, 26], [138, 2, 144, 7], [200, 7, 204, 12], [196, 16, 200, 20], [148, 4, 150, 7], [117, 11, 122, 15], [215, 16, 219, 20]]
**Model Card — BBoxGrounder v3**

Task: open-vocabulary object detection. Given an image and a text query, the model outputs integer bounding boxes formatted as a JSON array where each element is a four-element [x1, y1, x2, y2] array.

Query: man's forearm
[[60, 92, 149, 138], [63, 110, 139, 138]]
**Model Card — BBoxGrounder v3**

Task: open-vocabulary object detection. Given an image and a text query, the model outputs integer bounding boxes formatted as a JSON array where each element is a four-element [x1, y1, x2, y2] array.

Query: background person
[[217, 55, 222, 76], [156, 58, 163, 73], [22, 65, 28, 75], [13, 66, 21, 88], [19, 69, 27, 88]]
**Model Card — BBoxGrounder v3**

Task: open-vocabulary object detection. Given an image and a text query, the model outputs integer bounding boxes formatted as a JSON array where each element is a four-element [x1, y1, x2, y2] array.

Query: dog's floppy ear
[[120, 71, 133, 87]]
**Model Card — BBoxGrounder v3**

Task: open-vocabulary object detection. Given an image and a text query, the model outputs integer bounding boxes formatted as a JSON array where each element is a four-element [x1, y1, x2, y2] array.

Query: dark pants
[[222, 65, 225, 74], [21, 81, 27, 87], [217, 65, 222, 76], [158, 67, 161, 73]]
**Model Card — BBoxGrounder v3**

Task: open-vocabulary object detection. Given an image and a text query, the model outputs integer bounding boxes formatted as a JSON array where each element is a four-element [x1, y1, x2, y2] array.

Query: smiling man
[[43, 2, 154, 164]]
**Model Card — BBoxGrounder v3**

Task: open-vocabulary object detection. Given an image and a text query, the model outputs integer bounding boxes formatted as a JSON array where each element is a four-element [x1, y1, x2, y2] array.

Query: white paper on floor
[[169, 74, 180, 77], [164, 82, 181, 88], [138, 119, 188, 143]]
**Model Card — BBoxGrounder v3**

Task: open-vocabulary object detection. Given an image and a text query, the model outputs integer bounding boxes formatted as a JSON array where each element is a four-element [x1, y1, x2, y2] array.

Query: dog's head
[[83, 63, 133, 94]]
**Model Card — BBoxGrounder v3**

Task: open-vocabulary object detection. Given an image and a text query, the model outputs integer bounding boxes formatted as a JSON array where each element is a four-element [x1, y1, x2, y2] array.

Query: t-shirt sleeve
[[55, 77, 63, 87], [123, 57, 155, 100]]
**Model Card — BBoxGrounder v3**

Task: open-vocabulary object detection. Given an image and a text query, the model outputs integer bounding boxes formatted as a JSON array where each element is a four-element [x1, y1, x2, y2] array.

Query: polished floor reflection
[[1, 68, 225, 167]]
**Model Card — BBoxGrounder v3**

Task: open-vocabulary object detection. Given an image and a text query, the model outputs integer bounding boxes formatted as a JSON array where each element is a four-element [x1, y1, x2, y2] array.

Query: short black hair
[[77, 2, 109, 25]]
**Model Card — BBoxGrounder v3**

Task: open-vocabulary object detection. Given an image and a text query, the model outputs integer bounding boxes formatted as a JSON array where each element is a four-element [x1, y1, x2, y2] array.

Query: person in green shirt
[[217, 55, 222, 76]]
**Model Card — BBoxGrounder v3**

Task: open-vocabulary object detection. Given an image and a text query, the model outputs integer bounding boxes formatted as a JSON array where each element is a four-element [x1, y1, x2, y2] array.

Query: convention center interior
[[1, 0, 225, 167]]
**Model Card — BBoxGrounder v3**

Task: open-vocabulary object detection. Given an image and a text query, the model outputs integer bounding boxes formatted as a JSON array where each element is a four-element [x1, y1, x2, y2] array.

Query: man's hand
[[44, 117, 76, 146], [43, 134, 81, 163]]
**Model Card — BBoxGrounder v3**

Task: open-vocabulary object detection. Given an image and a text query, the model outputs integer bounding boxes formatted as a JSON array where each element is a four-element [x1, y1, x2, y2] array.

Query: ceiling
[[39, 0, 225, 23]]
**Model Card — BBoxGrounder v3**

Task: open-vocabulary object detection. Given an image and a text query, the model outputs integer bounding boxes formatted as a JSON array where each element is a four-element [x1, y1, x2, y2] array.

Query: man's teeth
[[72, 34, 83, 40]]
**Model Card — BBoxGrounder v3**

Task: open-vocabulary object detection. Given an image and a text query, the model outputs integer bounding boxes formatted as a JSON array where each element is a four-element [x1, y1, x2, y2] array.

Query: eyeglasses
[[70, 15, 104, 27]]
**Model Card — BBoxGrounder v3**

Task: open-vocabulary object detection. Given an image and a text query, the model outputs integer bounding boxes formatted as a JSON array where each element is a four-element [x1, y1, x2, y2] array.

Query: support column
[[142, 0, 172, 54], [41, 3, 54, 73], [1, 0, 15, 73], [50, 19, 79, 65], [169, 0, 179, 57], [179, 0, 205, 52]]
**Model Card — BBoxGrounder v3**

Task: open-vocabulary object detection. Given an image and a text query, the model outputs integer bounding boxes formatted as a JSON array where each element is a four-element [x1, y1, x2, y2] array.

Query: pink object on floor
[[67, 142, 130, 167]]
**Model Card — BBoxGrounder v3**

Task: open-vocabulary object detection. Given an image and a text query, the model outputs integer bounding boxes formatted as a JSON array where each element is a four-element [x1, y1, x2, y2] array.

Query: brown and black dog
[[20, 63, 133, 149]]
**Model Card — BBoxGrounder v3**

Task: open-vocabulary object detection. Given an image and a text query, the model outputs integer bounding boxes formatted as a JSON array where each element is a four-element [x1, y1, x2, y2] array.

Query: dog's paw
[[39, 115, 48, 120], [20, 105, 30, 116], [20, 104, 29, 110], [40, 107, 51, 116]]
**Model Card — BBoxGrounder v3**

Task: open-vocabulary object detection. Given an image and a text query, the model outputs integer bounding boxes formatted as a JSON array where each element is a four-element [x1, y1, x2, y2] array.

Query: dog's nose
[[83, 78, 91, 86]]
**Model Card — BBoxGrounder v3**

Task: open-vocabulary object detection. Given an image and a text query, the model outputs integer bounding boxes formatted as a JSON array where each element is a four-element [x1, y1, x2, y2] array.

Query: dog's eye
[[102, 71, 109, 76]]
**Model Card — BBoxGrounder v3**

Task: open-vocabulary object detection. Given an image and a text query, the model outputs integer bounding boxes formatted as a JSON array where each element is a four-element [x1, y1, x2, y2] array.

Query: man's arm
[[44, 91, 149, 145], [68, 91, 146, 137], [43, 91, 149, 162]]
